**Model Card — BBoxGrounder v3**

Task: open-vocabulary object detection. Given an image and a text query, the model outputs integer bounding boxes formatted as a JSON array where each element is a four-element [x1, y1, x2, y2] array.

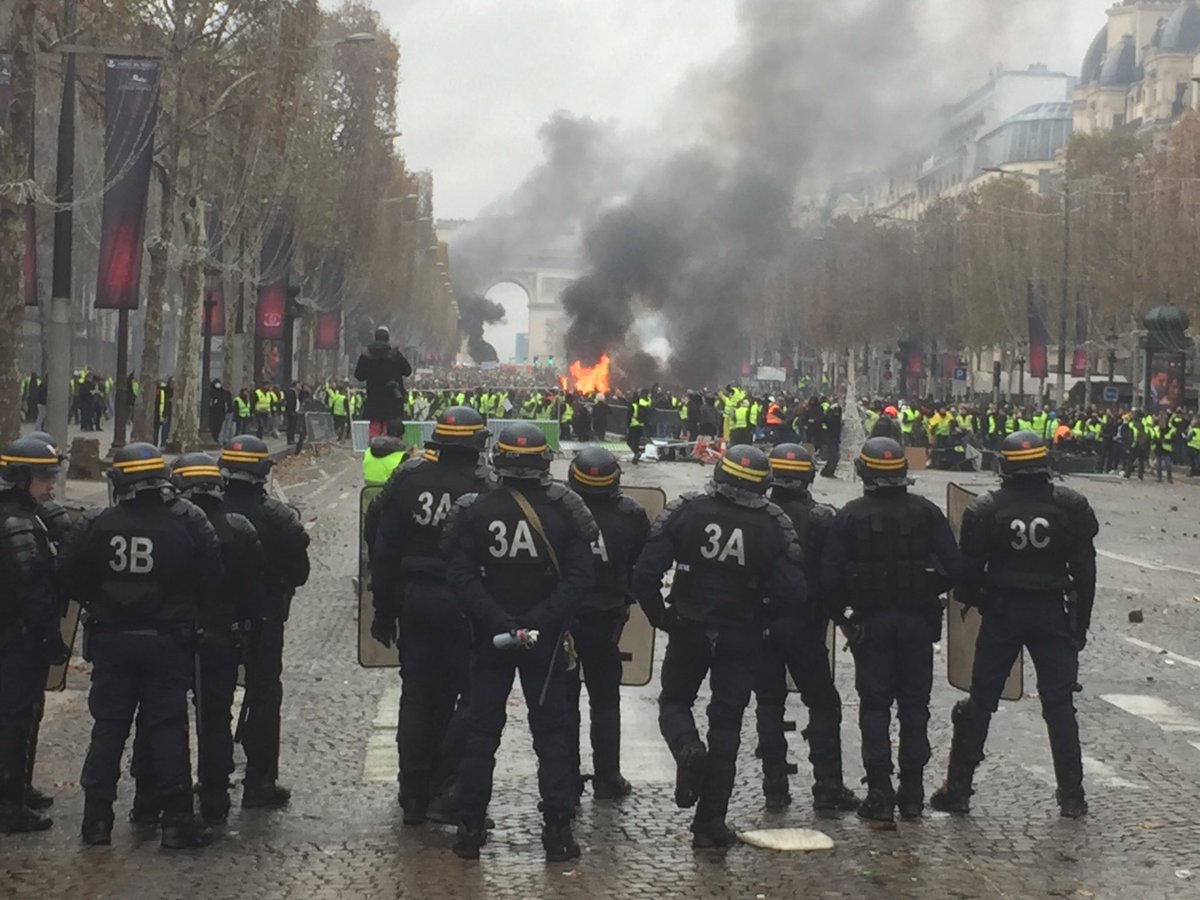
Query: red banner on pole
[[256, 203, 293, 339], [1070, 301, 1088, 377], [1027, 281, 1049, 379], [314, 255, 343, 350], [315, 309, 340, 350], [95, 57, 160, 309]]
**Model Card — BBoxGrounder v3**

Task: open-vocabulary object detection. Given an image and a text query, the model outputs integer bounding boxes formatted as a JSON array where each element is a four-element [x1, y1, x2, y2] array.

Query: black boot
[[161, 814, 212, 849], [426, 783, 459, 825], [691, 816, 738, 849], [129, 784, 161, 826], [1053, 755, 1087, 818], [762, 773, 792, 812], [930, 699, 986, 814], [1057, 789, 1088, 818], [81, 800, 114, 846], [857, 771, 895, 823], [591, 774, 632, 800], [453, 816, 487, 860], [198, 789, 231, 827], [242, 780, 291, 808], [674, 741, 707, 809], [0, 798, 52, 834], [812, 778, 858, 811], [24, 785, 53, 810], [542, 818, 581, 863], [402, 797, 428, 826], [896, 770, 924, 819]]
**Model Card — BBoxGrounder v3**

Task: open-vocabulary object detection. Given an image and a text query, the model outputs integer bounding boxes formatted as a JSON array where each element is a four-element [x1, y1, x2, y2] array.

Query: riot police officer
[[219, 435, 310, 808], [565, 447, 650, 801], [0, 437, 68, 833], [168, 453, 264, 825], [822, 437, 962, 823], [632, 445, 806, 849], [368, 407, 492, 826], [930, 431, 1098, 818], [19, 431, 72, 813], [443, 422, 597, 862], [58, 443, 223, 848], [755, 444, 857, 813]]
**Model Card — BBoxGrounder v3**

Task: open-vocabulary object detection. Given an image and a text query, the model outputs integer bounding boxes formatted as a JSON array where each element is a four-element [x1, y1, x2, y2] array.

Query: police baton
[[192, 631, 204, 746], [537, 626, 567, 707]]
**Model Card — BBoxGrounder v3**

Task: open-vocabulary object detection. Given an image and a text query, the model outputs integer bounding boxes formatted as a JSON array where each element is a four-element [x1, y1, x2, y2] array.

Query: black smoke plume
[[561, 0, 1056, 385], [457, 293, 506, 363]]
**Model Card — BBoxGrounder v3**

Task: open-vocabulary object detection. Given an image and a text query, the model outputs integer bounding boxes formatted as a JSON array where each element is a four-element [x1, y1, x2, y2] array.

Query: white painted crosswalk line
[[1025, 756, 1144, 790], [362, 678, 677, 784], [1100, 694, 1200, 733]]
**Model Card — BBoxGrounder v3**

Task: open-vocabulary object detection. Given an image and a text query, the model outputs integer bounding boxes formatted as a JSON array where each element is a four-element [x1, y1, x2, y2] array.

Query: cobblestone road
[[6, 445, 1200, 898]]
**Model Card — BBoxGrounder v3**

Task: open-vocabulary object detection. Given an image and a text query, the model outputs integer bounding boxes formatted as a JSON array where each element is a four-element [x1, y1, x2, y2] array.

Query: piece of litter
[[739, 828, 834, 852]]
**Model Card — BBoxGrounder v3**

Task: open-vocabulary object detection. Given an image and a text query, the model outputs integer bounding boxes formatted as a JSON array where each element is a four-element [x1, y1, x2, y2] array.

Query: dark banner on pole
[[1027, 280, 1049, 379], [95, 57, 160, 310], [256, 203, 293, 340], [1070, 301, 1088, 377], [202, 203, 225, 336], [315, 256, 343, 351]]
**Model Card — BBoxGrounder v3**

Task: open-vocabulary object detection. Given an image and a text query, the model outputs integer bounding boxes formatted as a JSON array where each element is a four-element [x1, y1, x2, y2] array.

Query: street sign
[[1102, 385, 1119, 403], [953, 366, 968, 382]]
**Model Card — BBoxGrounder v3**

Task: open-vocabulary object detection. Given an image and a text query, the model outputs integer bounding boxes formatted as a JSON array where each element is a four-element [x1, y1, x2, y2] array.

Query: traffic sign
[[1102, 385, 1119, 403], [953, 366, 968, 382]]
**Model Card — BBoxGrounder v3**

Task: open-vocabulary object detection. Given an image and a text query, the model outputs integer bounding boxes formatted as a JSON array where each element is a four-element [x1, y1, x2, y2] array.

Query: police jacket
[[821, 487, 962, 617], [768, 484, 836, 622], [369, 453, 492, 615], [0, 484, 60, 644], [222, 482, 310, 619], [443, 480, 598, 638], [188, 493, 265, 634], [959, 478, 1098, 629], [631, 482, 806, 629], [580, 492, 651, 613], [58, 491, 223, 631]]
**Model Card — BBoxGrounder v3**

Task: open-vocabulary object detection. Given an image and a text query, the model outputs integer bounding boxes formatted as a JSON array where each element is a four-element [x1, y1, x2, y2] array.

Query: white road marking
[[361, 675, 676, 785], [1124, 637, 1200, 671], [1101, 694, 1200, 732], [1097, 548, 1200, 578], [1025, 756, 1143, 790]]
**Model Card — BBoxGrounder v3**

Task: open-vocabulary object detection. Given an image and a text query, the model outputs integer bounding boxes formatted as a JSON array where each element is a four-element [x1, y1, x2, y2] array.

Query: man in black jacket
[[354, 326, 413, 439]]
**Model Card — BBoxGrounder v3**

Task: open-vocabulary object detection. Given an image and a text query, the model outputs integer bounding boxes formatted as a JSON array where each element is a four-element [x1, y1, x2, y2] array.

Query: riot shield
[[946, 482, 1022, 701], [47, 503, 88, 691], [358, 485, 400, 668], [784, 620, 836, 693], [617, 486, 666, 687]]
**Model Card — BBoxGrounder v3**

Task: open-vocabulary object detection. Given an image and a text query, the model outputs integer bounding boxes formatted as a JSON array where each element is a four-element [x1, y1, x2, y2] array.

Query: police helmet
[[568, 447, 620, 496], [430, 406, 488, 450], [109, 442, 171, 497], [0, 436, 64, 486], [220, 435, 273, 483], [768, 443, 815, 486], [713, 444, 771, 495], [171, 451, 224, 498], [492, 422, 552, 481], [998, 430, 1051, 478], [855, 437, 908, 489]]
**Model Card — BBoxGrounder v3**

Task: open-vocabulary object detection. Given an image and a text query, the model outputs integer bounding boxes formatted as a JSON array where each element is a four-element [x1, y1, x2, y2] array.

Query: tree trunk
[[168, 196, 204, 451], [132, 167, 175, 443], [0, 0, 36, 443]]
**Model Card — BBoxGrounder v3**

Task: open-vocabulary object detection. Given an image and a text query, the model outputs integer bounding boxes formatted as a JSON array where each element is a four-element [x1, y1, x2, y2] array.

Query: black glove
[[1072, 631, 1087, 652], [370, 614, 398, 648], [662, 608, 686, 634]]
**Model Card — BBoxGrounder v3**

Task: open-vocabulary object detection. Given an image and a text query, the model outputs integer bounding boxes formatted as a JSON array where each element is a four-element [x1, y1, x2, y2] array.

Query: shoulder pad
[[765, 501, 805, 564], [1051, 485, 1099, 537], [648, 493, 694, 540], [454, 492, 480, 513], [616, 495, 645, 517], [546, 482, 569, 501], [77, 506, 105, 526], [810, 502, 837, 523], [560, 487, 600, 541], [1050, 484, 1089, 511], [262, 496, 302, 525], [964, 490, 998, 520], [0, 514, 35, 539], [397, 456, 427, 476], [225, 511, 259, 540]]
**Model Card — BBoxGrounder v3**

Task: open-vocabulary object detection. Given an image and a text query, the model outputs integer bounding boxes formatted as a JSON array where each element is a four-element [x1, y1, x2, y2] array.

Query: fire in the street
[[565, 354, 611, 394]]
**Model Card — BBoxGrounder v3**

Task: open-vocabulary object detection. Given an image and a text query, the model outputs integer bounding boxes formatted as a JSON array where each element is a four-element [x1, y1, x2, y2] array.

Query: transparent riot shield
[[357, 484, 400, 667], [783, 621, 837, 694], [47, 503, 87, 691], [946, 482, 1022, 700], [617, 486, 666, 687]]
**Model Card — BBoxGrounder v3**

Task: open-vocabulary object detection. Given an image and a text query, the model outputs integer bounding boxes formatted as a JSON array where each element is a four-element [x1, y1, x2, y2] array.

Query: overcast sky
[[360, 0, 1116, 220]]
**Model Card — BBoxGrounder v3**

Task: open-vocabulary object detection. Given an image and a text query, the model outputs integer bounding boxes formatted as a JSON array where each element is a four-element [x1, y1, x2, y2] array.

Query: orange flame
[[567, 354, 611, 394], [558, 375, 569, 391]]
